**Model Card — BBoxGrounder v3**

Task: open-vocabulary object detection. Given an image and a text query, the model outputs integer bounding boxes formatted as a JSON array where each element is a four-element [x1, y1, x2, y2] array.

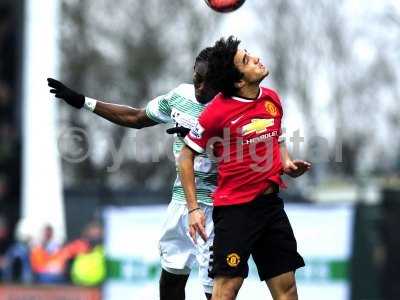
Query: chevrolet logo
[[242, 119, 274, 135]]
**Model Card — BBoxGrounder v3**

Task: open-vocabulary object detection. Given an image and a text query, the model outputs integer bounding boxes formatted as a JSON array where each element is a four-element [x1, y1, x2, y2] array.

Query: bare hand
[[283, 159, 311, 178], [188, 209, 207, 243]]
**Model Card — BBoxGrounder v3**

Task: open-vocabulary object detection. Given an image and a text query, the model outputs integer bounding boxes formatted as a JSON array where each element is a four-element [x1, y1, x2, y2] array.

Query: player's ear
[[234, 79, 245, 89]]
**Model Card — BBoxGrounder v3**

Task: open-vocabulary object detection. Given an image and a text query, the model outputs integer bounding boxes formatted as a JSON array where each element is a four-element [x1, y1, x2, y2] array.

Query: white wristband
[[84, 97, 97, 112]]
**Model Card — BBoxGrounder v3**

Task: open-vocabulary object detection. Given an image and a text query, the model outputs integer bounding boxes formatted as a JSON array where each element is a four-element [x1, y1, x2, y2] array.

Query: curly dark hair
[[206, 36, 242, 97], [195, 47, 214, 65]]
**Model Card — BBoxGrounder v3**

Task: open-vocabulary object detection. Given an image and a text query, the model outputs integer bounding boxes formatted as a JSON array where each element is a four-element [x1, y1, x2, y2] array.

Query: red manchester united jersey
[[184, 87, 285, 206]]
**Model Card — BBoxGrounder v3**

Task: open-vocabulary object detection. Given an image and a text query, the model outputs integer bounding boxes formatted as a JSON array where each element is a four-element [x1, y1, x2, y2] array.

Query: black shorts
[[209, 193, 305, 281]]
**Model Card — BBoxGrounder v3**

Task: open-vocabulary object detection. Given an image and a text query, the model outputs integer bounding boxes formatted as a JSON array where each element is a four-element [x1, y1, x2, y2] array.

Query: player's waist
[[261, 183, 279, 195], [212, 179, 282, 206], [217, 163, 283, 184]]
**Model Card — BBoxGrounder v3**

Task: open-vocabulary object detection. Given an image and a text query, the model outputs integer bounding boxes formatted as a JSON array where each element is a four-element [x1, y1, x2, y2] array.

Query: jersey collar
[[231, 88, 262, 103]]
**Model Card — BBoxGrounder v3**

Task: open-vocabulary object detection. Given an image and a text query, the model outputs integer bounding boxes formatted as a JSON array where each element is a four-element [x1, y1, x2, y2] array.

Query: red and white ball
[[204, 0, 246, 13]]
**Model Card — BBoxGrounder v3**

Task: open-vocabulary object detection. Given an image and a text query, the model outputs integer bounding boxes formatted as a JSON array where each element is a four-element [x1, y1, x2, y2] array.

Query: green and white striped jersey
[[145, 84, 217, 205]]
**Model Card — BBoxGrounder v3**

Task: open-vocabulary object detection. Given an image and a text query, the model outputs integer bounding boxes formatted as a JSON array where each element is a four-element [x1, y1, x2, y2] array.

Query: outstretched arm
[[178, 145, 207, 242], [47, 78, 157, 129], [93, 102, 156, 129], [280, 142, 311, 178]]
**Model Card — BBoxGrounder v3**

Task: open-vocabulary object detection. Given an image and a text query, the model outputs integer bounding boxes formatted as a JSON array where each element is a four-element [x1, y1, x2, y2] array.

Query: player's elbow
[[127, 109, 153, 129], [126, 116, 145, 129], [129, 121, 144, 129]]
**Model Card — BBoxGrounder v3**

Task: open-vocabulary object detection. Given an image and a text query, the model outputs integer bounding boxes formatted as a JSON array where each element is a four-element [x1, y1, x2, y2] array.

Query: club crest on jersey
[[226, 253, 240, 267], [242, 119, 274, 135], [190, 122, 205, 139], [265, 100, 278, 117]]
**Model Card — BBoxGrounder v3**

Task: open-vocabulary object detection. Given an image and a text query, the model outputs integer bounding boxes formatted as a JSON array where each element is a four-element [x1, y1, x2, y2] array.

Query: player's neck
[[236, 85, 260, 100]]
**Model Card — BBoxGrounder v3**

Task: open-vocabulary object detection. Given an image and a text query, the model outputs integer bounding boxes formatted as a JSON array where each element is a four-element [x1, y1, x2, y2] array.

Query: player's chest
[[225, 99, 282, 140]]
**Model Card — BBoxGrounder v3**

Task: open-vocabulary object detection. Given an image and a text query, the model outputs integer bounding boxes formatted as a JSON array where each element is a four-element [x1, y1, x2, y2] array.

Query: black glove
[[166, 126, 190, 138], [47, 78, 85, 109]]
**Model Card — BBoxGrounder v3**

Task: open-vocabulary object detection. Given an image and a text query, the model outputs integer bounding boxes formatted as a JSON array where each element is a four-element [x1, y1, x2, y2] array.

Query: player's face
[[233, 49, 269, 85], [193, 61, 218, 104]]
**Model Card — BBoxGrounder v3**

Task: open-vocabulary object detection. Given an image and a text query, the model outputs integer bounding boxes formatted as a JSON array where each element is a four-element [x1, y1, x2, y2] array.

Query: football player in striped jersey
[[47, 47, 218, 300]]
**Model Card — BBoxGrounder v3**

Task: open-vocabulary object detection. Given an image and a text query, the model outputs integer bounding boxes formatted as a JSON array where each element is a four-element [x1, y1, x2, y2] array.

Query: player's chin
[[256, 72, 268, 84]]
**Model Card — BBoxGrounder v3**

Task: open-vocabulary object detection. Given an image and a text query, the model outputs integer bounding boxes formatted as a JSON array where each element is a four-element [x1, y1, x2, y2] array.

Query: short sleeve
[[145, 91, 174, 124], [184, 107, 221, 154]]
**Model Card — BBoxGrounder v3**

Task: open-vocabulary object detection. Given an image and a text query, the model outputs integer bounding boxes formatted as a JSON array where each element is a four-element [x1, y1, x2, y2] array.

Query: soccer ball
[[204, 0, 246, 13]]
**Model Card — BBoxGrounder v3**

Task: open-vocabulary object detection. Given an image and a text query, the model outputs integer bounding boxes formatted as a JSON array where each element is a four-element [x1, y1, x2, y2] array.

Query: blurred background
[[0, 0, 399, 299]]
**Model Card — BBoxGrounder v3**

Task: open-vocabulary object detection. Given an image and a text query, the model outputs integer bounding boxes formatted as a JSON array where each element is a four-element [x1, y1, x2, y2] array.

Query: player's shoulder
[[205, 92, 226, 108], [261, 86, 281, 102], [170, 83, 195, 101], [197, 93, 229, 125], [201, 93, 226, 114]]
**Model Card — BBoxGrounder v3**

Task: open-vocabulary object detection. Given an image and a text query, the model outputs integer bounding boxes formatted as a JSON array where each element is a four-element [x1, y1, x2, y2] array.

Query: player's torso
[[168, 86, 217, 204], [213, 92, 282, 162], [207, 89, 284, 205]]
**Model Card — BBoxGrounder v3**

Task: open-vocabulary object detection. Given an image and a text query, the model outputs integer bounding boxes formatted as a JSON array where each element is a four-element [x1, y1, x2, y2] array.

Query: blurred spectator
[[41, 224, 60, 253], [1, 215, 105, 285], [71, 245, 105, 287], [81, 221, 103, 248], [30, 224, 65, 283], [2, 218, 33, 283], [29, 222, 104, 285], [70, 221, 105, 286]]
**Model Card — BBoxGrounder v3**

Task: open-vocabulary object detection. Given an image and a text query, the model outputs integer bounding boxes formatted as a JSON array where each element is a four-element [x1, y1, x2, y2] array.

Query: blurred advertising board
[[103, 204, 354, 300], [0, 285, 100, 300]]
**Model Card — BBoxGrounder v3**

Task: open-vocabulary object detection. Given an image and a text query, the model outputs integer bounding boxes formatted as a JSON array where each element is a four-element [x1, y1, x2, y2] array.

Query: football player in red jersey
[[178, 36, 311, 300]]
